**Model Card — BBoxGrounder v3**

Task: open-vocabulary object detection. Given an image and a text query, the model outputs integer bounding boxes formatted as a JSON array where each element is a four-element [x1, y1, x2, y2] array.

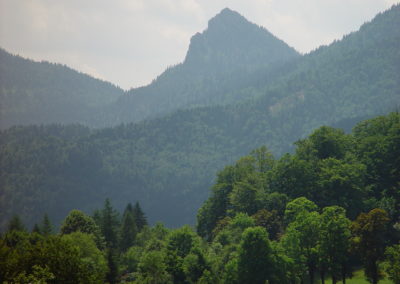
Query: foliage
[[60, 209, 104, 249], [383, 243, 400, 284], [120, 206, 138, 252], [318, 206, 351, 283], [61, 232, 108, 283], [352, 208, 390, 284], [1, 6, 400, 232], [237, 226, 273, 284]]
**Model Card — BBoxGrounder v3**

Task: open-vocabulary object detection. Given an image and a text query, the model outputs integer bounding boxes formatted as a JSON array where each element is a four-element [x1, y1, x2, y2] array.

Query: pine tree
[[41, 213, 53, 235], [32, 223, 41, 234], [132, 202, 147, 231], [106, 248, 118, 284], [120, 205, 137, 251], [101, 198, 120, 248], [123, 203, 134, 217], [7, 214, 26, 232]]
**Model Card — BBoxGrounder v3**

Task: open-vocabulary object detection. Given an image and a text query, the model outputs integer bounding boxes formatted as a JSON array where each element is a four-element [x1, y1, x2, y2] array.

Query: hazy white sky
[[1, 0, 399, 90]]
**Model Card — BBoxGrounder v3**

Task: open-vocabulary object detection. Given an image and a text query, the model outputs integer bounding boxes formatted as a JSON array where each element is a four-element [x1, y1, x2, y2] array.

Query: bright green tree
[[237, 226, 273, 284], [316, 158, 366, 218], [284, 197, 318, 224], [296, 126, 351, 161], [229, 180, 261, 215], [318, 206, 351, 284], [384, 243, 400, 284], [61, 232, 107, 283], [183, 247, 209, 283], [134, 250, 172, 284], [283, 198, 320, 284], [60, 209, 104, 248]]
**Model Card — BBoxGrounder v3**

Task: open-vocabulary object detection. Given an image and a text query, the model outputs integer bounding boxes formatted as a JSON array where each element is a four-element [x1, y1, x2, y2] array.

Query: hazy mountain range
[[0, 5, 399, 230]]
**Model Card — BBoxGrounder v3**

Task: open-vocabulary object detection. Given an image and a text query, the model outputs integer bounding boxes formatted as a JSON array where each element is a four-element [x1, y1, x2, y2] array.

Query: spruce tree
[[132, 202, 147, 231], [32, 223, 41, 234], [41, 213, 53, 235], [120, 205, 137, 251], [106, 248, 118, 284], [101, 198, 120, 248], [123, 203, 134, 217], [7, 214, 26, 232]]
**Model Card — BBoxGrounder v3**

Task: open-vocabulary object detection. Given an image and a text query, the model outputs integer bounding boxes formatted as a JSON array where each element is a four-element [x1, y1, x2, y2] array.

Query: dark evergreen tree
[[132, 202, 147, 232], [100, 199, 120, 248], [32, 223, 41, 234], [123, 203, 134, 217], [41, 213, 53, 236], [106, 248, 119, 284], [7, 215, 26, 232], [120, 205, 137, 251]]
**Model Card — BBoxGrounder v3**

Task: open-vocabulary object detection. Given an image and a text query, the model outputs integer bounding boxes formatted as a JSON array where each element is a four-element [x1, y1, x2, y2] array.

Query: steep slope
[[255, 3, 400, 131], [0, 5, 399, 230], [0, 49, 123, 129], [93, 8, 299, 127]]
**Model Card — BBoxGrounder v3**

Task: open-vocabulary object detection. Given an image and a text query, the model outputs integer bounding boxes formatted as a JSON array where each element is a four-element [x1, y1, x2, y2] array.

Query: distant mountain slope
[[0, 5, 399, 230], [256, 3, 400, 131], [93, 8, 300, 127], [0, 49, 123, 129]]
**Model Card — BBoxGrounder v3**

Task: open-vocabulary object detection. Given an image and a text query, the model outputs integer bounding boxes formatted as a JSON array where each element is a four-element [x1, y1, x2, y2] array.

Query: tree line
[[1, 112, 399, 283]]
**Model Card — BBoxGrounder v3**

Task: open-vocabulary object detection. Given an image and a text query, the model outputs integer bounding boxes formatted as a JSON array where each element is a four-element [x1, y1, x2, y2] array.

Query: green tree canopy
[[238, 226, 273, 284]]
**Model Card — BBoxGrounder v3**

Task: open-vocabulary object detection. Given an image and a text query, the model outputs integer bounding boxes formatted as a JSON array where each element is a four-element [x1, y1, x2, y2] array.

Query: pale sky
[[1, 0, 399, 90]]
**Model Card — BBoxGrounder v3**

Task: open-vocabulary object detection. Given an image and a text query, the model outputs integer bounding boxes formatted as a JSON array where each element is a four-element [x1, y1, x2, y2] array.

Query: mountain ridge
[[93, 8, 300, 127], [0, 5, 399, 230], [0, 48, 124, 129]]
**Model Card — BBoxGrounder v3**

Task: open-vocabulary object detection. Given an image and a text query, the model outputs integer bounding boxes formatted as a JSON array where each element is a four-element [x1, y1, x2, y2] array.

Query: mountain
[[90, 8, 300, 127], [0, 9, 299, 129], [0, 5, 399, 231], [0, 49, 123, 129]]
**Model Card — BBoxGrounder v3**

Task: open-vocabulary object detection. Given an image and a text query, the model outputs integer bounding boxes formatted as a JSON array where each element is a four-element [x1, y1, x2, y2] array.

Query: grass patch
[[326, 269, 391, 284]]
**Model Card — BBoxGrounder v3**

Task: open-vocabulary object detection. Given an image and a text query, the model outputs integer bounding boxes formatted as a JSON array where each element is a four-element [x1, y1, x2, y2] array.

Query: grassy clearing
[[324, 269, 392, 284]]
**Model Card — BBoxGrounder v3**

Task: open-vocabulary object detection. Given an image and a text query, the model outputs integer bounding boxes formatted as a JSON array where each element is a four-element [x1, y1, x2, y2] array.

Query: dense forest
[[1, 4, 399, 231], [1, 113, 399, 283], [0, 49, 123, 129]]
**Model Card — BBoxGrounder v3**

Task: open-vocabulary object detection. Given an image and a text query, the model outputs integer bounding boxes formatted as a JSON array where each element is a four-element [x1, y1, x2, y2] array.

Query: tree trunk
[[332, 275, 337, 284], [372, 261, 378, 284], [341, 264, 346, 284], [320, 269, 325, 284], [309, 266, 315, 284]]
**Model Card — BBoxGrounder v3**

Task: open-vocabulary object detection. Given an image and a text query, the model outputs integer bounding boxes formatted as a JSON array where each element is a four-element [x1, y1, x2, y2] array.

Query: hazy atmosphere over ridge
[[1, 0, 399, 89]]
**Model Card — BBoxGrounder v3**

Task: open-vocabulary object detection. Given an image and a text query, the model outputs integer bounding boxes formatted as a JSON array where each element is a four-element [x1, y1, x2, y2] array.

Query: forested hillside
[[1, 113, 399, 284], [0, 5, 399, 232], [0, 8, 299, 128], [0, 49, 123, 129]]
